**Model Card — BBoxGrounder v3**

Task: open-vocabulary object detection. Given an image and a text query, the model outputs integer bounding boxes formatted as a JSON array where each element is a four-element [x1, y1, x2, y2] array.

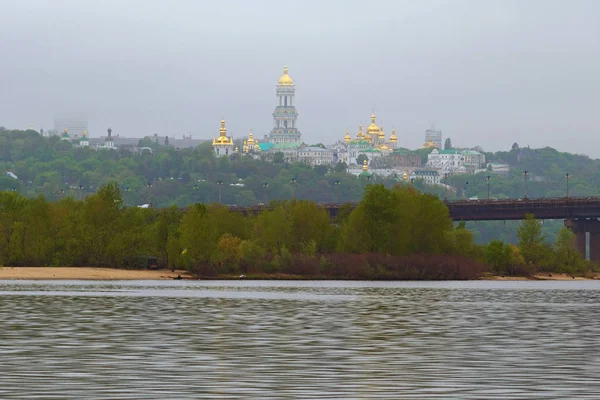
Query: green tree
[[553, 227, 585, 274], [517, 214, 547, 266], [356, 154, 368, 166], [444, 138, 452, 150], [486, 240, 511, 275]]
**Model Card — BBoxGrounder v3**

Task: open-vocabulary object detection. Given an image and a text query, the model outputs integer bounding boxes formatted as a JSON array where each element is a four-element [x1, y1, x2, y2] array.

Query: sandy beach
[[486, 273, 595, 281], [0, 267, 191, 280]]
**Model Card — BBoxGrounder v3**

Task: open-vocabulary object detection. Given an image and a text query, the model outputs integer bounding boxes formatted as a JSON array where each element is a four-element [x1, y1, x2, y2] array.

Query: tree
[[214, 233, 242, 272], [486, 240, 511, 275], [444, 138, 452, 150], [356, 154, 368, 166], [553, 227, 585, 274], [273, 152, 285, 164], [517, 214, 547, 266], [511, 142, 520, 151], [334, 162, 347, 173]]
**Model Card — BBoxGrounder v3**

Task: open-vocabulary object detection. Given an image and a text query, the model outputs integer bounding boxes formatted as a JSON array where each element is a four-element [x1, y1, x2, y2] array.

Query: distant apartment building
[[298, 146, 334, 166], [424, 126, 443, 149], [54, 116, 88, 137]]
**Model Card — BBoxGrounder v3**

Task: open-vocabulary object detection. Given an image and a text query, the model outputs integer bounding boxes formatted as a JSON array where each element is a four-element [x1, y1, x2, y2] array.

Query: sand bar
[[0, 267, 191, 280]]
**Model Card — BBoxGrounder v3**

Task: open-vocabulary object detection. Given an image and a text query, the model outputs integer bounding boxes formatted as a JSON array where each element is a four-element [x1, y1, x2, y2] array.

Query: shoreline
[[0, 267, 596, 281], [0, 267, 191, 280]]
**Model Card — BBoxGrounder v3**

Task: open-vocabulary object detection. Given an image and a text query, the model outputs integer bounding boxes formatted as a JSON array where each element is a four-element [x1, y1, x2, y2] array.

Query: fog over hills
[[1, 0, 599, 155]]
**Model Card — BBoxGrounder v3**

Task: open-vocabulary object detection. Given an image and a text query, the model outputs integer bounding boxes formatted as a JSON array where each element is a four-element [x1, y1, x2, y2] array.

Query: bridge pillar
[[564, 219, 600, 263]]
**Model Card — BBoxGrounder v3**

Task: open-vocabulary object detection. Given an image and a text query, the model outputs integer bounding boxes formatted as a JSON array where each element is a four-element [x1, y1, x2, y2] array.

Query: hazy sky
[[1, 0, 599, 155]]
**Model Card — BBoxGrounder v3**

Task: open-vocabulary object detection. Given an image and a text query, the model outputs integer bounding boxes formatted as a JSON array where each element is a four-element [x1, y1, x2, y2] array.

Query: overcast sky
[[1, 0, 599, 155]]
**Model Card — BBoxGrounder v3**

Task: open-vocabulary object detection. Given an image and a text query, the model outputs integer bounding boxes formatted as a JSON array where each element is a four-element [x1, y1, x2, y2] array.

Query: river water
[[0, 280, 599, 399]]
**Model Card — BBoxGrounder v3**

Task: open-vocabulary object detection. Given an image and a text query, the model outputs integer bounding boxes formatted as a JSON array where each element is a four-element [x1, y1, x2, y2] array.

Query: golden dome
[[254, 143, 260, 152], [278, 66, 294, 86], [378, 125, 386, 139], [380, 144, 389, 150], [423, 136, 437, 149], [367, 113, 379, 137], [356, 124, 365, 140], [243, 140, 249, 153], [234, 147, 239, 154], [344, 129, 351, 143], [362, 159, 368, 172], [247, 130, 255, 145], [389, 128, 398, 143], [213, 119, 234, 146], [82, 130, 87, 138], [403, 171, 408, 181]]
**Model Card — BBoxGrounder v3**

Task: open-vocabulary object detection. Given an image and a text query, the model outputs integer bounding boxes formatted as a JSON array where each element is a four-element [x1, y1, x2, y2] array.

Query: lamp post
[[565, 172, 570, 199], [444, 173, 448, 200], [193, 183, 199, 203], [147, 180, 153, 204], [333, 179, 341, 203], [217, 180, 223, 204], [523, 170, 529, 199], [290, 178, 297, 199], [486, 175, 491, 200], [262, 181, 269, 205]]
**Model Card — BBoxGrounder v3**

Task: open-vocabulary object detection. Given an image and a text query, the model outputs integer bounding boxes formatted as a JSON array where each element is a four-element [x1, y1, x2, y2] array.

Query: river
[[0, 280, 599, 399]]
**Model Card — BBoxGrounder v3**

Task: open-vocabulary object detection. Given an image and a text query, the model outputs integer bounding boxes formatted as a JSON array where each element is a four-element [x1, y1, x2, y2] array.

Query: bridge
[[228, 197, 600, 263]]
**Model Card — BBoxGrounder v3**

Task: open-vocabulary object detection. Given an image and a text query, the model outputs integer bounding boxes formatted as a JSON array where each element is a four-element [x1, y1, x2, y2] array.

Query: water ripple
[[0, 280, 599, 399]]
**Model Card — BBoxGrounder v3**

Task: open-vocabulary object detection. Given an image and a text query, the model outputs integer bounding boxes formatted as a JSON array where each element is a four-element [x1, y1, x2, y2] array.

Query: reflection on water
[[0, 280, 599, 399]]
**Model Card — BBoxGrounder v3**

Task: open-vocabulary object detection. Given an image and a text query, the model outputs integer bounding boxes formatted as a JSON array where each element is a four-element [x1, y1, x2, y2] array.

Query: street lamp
[[262, 181, 269, 204], [193, 183, 200, 203], [565, 173, 570, 199], [290, 178, 297, 199], [217, 180, 223, 204], [333, 179, 341, 203], [486, 175, 491, 200], [523, 170, 529, 199], [444, 173, 449, 200]]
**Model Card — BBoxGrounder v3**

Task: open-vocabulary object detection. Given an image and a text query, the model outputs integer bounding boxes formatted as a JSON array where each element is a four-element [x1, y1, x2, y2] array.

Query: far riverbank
[[0, 267, 597, 281], [0, 267, 191, 280]]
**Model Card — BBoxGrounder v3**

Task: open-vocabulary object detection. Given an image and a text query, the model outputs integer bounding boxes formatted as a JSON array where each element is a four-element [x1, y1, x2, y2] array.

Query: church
[[212, 66, 306, 161], [337, 113, 398, 166]]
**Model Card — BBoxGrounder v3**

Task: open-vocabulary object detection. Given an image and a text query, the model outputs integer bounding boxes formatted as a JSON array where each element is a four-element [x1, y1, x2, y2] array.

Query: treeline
[[485, 214, 594, 276], [1, 129, 442, 208], [0, 182, 593, 278], [3, 128, 600, 256]]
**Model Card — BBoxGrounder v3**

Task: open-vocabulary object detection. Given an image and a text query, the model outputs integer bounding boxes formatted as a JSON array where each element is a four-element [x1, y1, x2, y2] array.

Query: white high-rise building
[[53, 116, 88, 137], [424, 125, 443, 149]]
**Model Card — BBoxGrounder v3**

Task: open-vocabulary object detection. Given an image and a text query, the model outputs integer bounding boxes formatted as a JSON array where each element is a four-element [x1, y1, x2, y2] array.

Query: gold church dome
[[380, 144, 389, 150], [213, 119, 234, 146], [378, 125, 386, 139], [367, 113, 379, 136], [278, 66, 294, 86], [362, 159, 368, 172], [423, 136, 437, 149], [344, 129, 351, 143], [247, 130, 256, 145], [389, 128, 398, 143], [356, 124, 365, 140]]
